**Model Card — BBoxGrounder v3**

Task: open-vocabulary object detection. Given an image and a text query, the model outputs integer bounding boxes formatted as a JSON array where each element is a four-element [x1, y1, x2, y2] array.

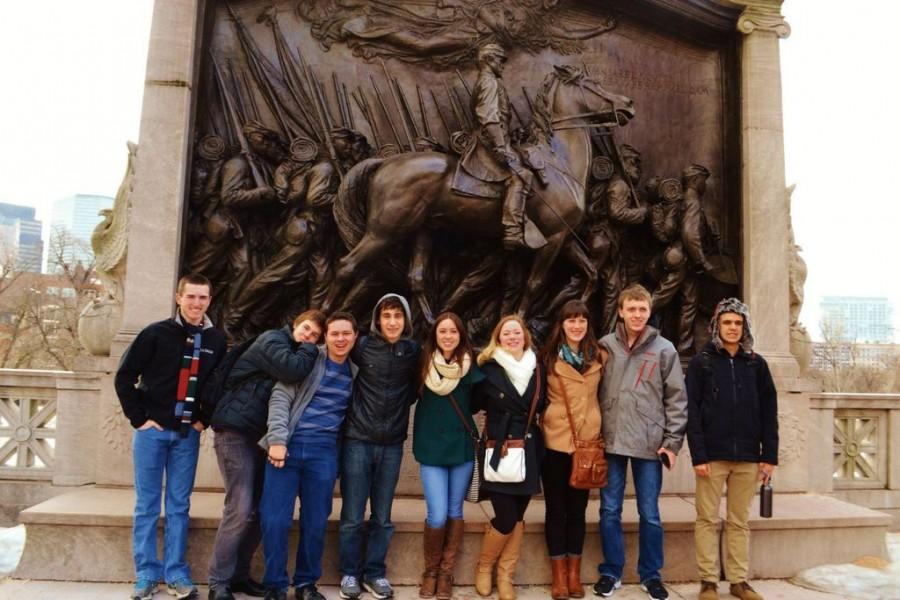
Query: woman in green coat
[[413, 312, 484, 600]]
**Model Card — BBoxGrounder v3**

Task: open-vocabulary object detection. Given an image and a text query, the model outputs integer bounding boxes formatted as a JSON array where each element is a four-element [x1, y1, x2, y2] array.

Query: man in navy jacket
[[686, 298, 778, 600]]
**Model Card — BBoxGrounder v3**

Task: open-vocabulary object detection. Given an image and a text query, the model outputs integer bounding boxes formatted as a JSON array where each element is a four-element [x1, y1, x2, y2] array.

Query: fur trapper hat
[[710, 297, 755, 353]]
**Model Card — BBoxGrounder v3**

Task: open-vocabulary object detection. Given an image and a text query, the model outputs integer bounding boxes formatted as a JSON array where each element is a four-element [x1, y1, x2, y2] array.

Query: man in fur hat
[[685, 298, 778, 600]]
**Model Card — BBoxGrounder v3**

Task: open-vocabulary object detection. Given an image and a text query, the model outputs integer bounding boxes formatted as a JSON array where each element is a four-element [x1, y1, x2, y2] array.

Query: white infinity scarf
[[492, 348, 536, 396], [424, 351, 472, 396]]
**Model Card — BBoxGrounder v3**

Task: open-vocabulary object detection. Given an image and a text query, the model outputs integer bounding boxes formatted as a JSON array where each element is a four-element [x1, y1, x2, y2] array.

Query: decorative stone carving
[[787, 184, 812, 372], [777, 409, 805, 464], [78, 142, 135, 356], [736, 2, 791, 38], [101, 405, 132, 454]]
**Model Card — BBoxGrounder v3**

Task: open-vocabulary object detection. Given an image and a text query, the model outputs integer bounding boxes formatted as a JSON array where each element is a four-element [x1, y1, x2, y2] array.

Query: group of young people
[[117, 274, 778, 600]]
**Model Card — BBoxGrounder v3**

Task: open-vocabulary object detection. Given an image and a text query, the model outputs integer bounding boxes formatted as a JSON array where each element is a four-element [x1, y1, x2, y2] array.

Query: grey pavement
[[0, 581, 853, 600]]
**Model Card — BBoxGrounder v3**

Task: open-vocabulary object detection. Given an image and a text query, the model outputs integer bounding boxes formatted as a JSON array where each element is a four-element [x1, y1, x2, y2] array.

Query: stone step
[[16, 486, 891, 584]]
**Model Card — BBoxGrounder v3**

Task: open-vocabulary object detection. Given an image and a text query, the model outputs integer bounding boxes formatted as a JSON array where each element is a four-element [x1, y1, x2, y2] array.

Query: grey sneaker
[[132, 580, 158, 600], [167, 578, 198, 599], [340, 575, 362, 600], [363, 577, 394, 599]]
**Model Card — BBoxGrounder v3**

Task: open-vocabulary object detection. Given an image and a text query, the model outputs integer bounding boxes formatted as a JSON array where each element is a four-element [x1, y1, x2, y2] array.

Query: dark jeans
[[488, 492, 531, 534], [260, 438, 339, 590], [541, 449, 589, 557], [208, 429, 265, 590], [598, 453, 664, 583], [338, 440, 403, 579]]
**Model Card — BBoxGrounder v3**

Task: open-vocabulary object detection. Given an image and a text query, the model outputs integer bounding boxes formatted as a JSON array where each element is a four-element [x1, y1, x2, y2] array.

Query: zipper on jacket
[[730, 357, 737, 459]]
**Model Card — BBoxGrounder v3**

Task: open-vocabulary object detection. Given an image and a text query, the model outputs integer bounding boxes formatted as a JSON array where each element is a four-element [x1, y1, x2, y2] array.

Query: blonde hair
[[617, 283, 651, 308], [477, 315, 532, 366]]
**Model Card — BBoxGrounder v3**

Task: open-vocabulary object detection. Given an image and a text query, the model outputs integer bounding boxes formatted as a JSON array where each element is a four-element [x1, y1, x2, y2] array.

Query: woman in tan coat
[[538, 300, 603, 600]]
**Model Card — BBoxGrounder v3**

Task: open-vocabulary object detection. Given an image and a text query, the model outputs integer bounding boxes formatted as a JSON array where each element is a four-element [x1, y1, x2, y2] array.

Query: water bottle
[[759, 478, 773, 518]]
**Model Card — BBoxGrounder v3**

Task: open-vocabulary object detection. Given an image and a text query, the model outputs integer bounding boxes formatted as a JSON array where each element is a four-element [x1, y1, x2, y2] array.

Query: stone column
[[734, 1, 797, 379], [112, 0, 207, 357]]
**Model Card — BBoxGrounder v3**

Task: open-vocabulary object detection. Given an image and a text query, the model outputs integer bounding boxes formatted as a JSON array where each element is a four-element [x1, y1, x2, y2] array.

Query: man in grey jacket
[[593, 284, 687, 600], [257, 312, 359, 600]]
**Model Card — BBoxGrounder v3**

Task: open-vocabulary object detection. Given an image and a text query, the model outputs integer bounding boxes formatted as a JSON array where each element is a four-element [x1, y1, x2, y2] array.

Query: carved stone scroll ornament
[[736, 2, 791, 38], [77, 142, 136, 356]]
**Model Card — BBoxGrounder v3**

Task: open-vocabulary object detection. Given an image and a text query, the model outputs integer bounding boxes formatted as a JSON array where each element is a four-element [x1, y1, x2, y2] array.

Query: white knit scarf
[[492, 348, 536, 396], [424, 351, 472, 396]]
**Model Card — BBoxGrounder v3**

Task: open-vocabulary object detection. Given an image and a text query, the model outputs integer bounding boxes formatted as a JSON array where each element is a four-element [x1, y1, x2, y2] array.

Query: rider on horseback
[[472, 43, 543, 250]]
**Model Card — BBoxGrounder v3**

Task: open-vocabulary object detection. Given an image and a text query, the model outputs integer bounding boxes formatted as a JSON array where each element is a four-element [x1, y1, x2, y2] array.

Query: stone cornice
[[733, 1, 791, 38]]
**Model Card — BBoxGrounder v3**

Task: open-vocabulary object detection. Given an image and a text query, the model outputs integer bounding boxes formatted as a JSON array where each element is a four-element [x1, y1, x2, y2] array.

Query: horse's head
[[534, 65, 635, 134]]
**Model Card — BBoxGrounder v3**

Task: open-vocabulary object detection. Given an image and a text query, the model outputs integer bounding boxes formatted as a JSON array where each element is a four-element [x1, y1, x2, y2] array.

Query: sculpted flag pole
[[393, 77, 421, 140], [352, 88, 382, 149], [429, 89, 452, 140], [211, 54, 267, 188], [443, 81, 467, 131], [417, 85, 433, 139], [342, 82, 355, 129]]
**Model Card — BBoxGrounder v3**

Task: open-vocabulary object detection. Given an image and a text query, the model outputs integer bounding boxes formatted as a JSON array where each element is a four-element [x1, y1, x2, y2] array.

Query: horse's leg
[[322, 230, 394, 312], [442, 252, 505, 317], [545, 238, 598, 316], [517, 232, 567, 317], [408, 231, 435, 325]]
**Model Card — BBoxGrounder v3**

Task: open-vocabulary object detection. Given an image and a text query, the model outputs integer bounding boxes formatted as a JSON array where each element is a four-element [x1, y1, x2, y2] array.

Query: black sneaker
[[208, 587, 235, 600], [263, 589, 287, 600], [297, 585, 327, 600], [592, 575, 621, 597], [641, 579, 669, 600], [231, 578, 267, 597]]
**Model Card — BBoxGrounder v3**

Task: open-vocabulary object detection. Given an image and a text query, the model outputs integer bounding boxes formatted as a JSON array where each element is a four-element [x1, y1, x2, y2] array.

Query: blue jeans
[[132, 427, 200, 584], [260, 438, 339, 590], [598, 453, 664, 583], [419, 462, 473, 528], [339, 440, 403, 579], [208, 429, 265, 589]]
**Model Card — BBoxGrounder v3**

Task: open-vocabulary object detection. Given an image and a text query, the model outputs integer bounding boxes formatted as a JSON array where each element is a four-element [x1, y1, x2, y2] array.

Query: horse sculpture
[[324, 65, 635, 321]]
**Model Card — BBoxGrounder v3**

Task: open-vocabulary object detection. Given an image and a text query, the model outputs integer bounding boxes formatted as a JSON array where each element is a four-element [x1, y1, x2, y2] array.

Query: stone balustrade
[[809, 392, 900, 526]]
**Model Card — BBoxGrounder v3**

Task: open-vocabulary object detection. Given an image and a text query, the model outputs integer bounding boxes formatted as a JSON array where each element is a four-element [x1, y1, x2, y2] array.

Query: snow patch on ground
[[791, 533, 900, 600], [0, 525, 25, 578]]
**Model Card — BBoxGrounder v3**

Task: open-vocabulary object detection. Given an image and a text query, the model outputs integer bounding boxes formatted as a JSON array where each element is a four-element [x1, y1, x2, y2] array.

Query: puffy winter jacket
[[211, 326, 318, 441], [685, 342, 779, 465], [342, 294, 421, 445]]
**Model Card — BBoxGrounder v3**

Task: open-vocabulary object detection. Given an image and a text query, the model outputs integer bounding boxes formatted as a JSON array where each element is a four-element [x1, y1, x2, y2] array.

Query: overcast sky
[[0, 0, 897, 341]]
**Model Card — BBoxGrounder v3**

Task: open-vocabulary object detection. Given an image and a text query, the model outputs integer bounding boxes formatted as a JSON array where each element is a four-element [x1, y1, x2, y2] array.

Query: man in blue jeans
[[115, 274, 227, 600], [339, 294, 420, 600], [594, 285, 686, 600], [259, 312, 359, 600]]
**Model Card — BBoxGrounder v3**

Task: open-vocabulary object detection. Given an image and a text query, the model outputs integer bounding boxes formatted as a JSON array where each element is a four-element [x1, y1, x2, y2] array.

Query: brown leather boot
[[475, 525, 510, 597], [496, 522, 524, 600], [699, 581, 720, 600], [436, 518, 464, 600], [729, 581, 763, 600], [566, 556, 584, 598], [419, 524, 446, 598], [550, 558, 568, 600]]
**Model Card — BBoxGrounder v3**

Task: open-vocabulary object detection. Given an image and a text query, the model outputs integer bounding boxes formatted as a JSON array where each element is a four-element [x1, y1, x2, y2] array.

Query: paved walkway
[[0, 581, 851, 600]]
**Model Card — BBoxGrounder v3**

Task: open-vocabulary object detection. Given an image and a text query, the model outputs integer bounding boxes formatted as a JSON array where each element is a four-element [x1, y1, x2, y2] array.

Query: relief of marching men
[[184, 0, 738, 352]]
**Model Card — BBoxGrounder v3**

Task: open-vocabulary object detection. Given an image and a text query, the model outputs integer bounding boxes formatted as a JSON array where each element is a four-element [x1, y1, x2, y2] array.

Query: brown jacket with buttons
[[542, 358, 603, 453]]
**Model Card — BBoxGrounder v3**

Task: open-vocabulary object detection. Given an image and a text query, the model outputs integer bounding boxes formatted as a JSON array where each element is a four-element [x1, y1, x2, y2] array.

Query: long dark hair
[[418, 312, 474, 392], [538, 300, 600, 368]]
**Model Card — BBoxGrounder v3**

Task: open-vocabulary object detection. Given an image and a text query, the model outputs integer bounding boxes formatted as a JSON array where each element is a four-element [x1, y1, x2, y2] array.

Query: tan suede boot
[[436, 518, 464, 600], [495, 522, 524, 600], [566, 556, 584, 598], [475, 525, 510, 597], [550, 558, 569, 600], [699, 581, 720, 600], [419, 524, 446, 598], [729, 581, 763, 600]]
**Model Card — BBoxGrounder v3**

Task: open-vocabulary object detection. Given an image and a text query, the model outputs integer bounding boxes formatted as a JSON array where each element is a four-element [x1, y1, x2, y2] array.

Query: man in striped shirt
[[258, 312, 359, 600]]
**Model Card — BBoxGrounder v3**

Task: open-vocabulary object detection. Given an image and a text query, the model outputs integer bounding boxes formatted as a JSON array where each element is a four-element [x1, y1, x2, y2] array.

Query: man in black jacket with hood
[[338, 293, 420, 600], [686, 298, 777, 600]]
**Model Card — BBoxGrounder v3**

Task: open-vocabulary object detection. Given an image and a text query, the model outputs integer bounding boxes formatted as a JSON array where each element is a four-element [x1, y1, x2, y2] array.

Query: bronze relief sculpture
[[182, 0, 740, 350]]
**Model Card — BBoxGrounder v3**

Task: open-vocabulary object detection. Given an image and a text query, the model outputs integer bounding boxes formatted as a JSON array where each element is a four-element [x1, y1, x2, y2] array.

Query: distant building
[[0, 202, 43, 272], [820, 296, 894, 343], [811, 341, 899, 370], [46, 194, 113, 273]]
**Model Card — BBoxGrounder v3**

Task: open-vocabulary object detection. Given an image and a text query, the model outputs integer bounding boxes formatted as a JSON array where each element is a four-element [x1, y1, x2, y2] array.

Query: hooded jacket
[[342, 293, 421, 445], [685, 298, 779, 465], [115, 312, 227, 430], [598, 324, 687, 459], [210, 326, 319, 441]]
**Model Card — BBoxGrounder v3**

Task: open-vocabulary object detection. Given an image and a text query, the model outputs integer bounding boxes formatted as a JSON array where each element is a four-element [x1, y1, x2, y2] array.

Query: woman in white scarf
[[412, 312, 484, 600], [471, 315, 546, 600]]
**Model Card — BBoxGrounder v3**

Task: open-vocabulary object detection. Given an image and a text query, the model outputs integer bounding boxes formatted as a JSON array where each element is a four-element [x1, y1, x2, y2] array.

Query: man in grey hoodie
[[338, 294, 421, 600], [593, 284, 687, 600]]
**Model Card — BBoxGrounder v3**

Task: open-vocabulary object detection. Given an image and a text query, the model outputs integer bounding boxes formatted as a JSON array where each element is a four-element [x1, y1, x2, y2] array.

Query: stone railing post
[[112, 0, 207, 357], [733, 0, 796, 379]]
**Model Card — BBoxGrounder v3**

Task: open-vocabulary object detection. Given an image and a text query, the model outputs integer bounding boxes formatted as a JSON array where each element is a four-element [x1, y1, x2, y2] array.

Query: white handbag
[[484, 440, 526, 482]]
